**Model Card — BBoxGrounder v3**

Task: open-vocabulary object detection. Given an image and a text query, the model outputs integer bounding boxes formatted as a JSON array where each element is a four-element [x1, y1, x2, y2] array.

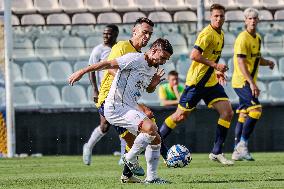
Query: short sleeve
[[88, 46, 101, 65], [194, 32, 212, 52], [116, 53, 140, 70], [234, 35, 248, 57]]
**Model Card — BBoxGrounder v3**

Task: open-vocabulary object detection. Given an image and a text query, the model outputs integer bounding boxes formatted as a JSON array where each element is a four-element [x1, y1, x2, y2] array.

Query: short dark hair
[[134, 17, 154, 27], [105, 24, 119, 34], [150, 38, 173, 55], [210, 3, 225, 12], [168, 70, 178, 77]]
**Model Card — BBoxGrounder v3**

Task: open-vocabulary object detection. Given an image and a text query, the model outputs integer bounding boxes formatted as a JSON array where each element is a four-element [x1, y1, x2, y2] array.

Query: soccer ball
[[166, 144, 192, 168]]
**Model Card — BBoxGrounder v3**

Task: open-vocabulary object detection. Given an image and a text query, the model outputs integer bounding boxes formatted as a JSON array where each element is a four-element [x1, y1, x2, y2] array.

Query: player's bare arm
[[69, 60, 119, 85], [238, 57, 260, 97], [146, 68, 165, 93], [260, 57, 275, 70], [190, 48, 228, 72]]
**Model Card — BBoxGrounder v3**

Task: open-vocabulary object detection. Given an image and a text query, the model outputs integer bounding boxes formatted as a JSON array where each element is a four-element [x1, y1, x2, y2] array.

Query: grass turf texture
[[0, 153, 283, 189]]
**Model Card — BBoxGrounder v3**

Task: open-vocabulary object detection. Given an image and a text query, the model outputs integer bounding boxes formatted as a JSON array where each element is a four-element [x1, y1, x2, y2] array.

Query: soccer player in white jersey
[[69, 38, 173, 184], [83, 24, 127, 166]]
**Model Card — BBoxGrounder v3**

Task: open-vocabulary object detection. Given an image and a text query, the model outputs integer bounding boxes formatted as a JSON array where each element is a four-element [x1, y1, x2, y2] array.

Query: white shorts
[[104, 104, 147, 135]]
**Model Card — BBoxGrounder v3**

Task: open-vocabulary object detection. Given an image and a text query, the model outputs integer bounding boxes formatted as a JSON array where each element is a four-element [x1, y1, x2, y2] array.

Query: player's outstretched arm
[[146, 68, 165, 93], [260, 57, 275, 70], [69, 60, 119, 85]]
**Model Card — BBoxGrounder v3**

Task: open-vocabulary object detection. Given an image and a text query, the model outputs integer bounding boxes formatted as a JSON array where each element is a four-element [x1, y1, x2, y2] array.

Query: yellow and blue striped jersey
[[232, 31, 261, 88], [96, 40, 139, 107], [185, 24, 224, 87]]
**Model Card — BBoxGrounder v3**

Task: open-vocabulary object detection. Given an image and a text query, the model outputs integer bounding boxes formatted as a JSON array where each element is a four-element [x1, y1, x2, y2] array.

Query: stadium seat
[[22, 61, 50, 85], [21, 14, 45, 25], [97, 12, 122, 24], [176, 54, 192, 81], [12, 63, 25, 85], [87, 85, 94, 104], [60, 0, 86, 13], [73, 61, 90, 84], [173, 11, 197, 22], [184, 0, 198, 10], [263, 33, 284, 56], [71, 25, 96, 39], [261, 0, 284, 10], [225, 11, 244, 21], [148, 11, 172, 23], [34, 0, 62, 13], [60, 36, 87, 60], [159, 0, 186, 11], [123, 12, 146, 23], [268, 81, 284, 103], [186, 34, 197, 47], [62, 85, 90, 108], [13, 37, 36, 61], [223, 82, 238, 104], [227, 58, 234, 80], [258, 57, 281, 81], [258, 10, 273, 21], [222, 33, 236, 57], [257, 81, 269, 103], [48, 61, 73, 85], [139, 90, 160, 106], [13, 85, 38, 109], [160, 61, 176, 76], [0, 86, 4, 107], [179, 23, 197, 35], [72, 13, 96, 24], [235, 0, 262, 9], [133, 0, 163, 11], [274, 10, 284, 20], [204, 0, 237, 10], [110, 0, 138, 12], [85, 36, 103, 54], [157, 23, 179, 35], [46, 13, 71, 25], [35, 85, 64, 108], [278, 57, 284, 77], [35, 36, 62, 61], [228, 22, 244, 33], [12, 0, 36, 14], [163, 33, 188, 61], [11, 15, 20, 26], [84, 0, 112, 12]]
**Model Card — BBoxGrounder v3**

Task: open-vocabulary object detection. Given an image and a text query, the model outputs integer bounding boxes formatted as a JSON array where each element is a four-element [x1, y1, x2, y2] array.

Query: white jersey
[[105, 53, 157, 110], [89, 44, 111, 89]]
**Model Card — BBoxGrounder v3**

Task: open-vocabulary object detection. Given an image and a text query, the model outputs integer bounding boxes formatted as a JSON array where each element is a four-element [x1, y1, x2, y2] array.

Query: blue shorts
[[179, 83, 228, 111], [233, 82, 261, 113], [98, 101, 128, 135]]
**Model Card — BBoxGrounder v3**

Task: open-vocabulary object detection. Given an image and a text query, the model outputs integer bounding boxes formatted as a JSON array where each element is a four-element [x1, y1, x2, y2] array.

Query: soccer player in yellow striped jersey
[[231, 8, 275, 161], [160, 4, 235, 166]]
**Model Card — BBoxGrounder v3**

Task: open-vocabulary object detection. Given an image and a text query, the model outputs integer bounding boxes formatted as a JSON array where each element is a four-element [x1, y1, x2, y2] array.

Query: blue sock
[[241, 116, 258, 141], [159, 122, 172, 139], [212, 125, 228, 155], [234, 121, 243, 148]]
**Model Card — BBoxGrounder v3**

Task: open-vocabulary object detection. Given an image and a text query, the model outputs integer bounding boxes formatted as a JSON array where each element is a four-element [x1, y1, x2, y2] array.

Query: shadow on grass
[[187, 178, 284, 184]]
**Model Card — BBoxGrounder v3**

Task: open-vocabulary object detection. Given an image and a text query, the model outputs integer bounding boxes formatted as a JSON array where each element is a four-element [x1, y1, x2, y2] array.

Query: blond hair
[[244, 8, 259, 19]]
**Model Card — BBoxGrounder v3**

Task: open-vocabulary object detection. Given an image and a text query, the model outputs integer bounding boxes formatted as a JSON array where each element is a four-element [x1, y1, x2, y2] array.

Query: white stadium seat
[[22, 62, 50, 85], [225, 10, 244, 21], [110, 0, 138, 12], [222, 33, 236, 57], [12, 15, 20, 26], [268, 81, 284, 103], [34, 36, 62, 61], [258, 10, 273, 21], [36, 85, 64, 108], [278, 57, 284, 77], [0, 86, 5, 107], [34, 0, 62, 13], [84, 0, 112, 12], [12, 63, 24, 85], [148, 11, 172, 22], [261, 0, 284, 10], [133, 0, 163, 11], [62, 85, 90, 108], [263, 33, 284, 57], [60, 36, 87, 60], [159, 0, 186, 11], [85, 36, 103, 54], [21, 14, 45, 25], [12, 0, 36, 14], [73, 61, 89, 84], [204, 0, 237, 10], [174, 11, 197, 22], [59, 0, 86, 13], [257, 81, 269, 103], [258, 57, 281, 81], [184, 0, 198, 10], [274, 10, 284, 20], [227, 58, 234, 79], [176, 55, 192, 81], [224, 82, 239, 104], [48, 61, 73, 85], [14, 85, 38, 109], [46, 13, 71, 25], [13, 37, 36, 61], [123, 12, 146, 23], [97, 12, 122, 24], [235, 0, 262, 9], [72, 13, 96, 24], [163, 33, 188, 60]]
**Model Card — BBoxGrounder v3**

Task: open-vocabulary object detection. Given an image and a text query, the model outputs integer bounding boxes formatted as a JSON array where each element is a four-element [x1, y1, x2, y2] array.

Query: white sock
[[125, 133, 155, 163], [86, 126, 106, 149], [145, 144, 161, 181], [120, 136, 126, 155]]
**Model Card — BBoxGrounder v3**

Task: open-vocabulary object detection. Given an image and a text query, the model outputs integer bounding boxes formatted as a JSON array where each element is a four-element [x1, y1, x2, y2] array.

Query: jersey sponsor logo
[[212, 50, 222, 55]]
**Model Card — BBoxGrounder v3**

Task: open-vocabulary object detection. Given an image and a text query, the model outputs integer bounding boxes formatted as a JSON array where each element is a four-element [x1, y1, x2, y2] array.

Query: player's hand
[[152, 68, 166, 85], [68, 70, 84, 86], [138, 104, 154, 119], [93, 96, 98, 103], [249, 82, 260, 97], [267, 60, 275, 70], [216, 71, 227, 86], [214, 63, 229, 73]]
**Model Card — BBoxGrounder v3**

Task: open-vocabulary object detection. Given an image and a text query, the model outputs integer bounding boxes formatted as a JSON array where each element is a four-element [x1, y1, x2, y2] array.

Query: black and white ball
[[166, 144, 192, 168]]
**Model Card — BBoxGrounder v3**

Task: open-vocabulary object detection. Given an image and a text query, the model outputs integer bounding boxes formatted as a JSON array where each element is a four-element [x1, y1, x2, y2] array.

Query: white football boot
[[209, 153, 234, 165]]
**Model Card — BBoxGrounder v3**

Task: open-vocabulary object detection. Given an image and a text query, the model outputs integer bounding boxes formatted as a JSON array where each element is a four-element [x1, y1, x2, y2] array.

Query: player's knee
[[141, 122, 158, 136], [100, 123, 110, 133], [222, 109, 234, 121]]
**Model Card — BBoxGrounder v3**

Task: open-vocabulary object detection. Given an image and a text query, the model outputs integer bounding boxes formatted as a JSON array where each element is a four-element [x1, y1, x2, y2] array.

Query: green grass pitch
[[0, 153, 283, 189]]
